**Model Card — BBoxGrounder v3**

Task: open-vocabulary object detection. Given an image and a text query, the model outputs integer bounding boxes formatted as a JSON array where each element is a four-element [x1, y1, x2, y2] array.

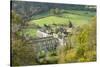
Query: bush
[[65, 49, 77, 63], [84, 51, 96, 61], [78, 57, 86, 62], [38, 50, 45, 58]]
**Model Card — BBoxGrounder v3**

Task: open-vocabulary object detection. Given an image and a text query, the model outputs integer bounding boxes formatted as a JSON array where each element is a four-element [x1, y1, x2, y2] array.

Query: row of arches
[[33, 37, 59, 55]]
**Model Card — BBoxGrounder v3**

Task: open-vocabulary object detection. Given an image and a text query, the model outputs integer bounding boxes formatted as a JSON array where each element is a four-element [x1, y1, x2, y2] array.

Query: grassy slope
[[18, 29, 37, 38], [31, 16, 68, 26], [24, 29, 36, 38], [29, 10, 95, 26]]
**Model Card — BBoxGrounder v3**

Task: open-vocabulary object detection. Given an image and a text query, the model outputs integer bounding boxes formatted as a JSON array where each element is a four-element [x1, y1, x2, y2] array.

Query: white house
[[37, 30, 50, 37]]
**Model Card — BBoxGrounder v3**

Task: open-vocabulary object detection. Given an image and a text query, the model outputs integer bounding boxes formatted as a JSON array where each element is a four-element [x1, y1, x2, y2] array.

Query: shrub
[[84, 50, 96, 61], [65, 49, 77, 63]]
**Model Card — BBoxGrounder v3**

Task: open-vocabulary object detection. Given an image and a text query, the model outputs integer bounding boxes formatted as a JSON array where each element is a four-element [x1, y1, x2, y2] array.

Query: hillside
[[11, 1, 96, 22], [29, 10, 95, 26]]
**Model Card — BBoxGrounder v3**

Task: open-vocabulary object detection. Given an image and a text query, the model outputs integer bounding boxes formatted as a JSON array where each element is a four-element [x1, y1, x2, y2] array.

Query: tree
[[12, 39, 37, 66], [57, 16, 96, 63], [75, 16, 96, 61], [55, 8, 60, 15], [49, 9, 55, 15], [11, 11, 22, 24], [11, 11, 37, 66], [49, 8, 61, 16], [68, 21, 73, 28]]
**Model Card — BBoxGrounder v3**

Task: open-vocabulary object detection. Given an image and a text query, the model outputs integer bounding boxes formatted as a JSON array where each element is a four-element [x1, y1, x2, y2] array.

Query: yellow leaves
[[57, 16, 96, 63], [58, 53, 66, 63], [58, 46, 66, 63], [78, 57, 86, 62], [84, 50, 96, 61], [77, 24, 90, 44], [78, 50, 96, 62], [65, 49, 77, 62]]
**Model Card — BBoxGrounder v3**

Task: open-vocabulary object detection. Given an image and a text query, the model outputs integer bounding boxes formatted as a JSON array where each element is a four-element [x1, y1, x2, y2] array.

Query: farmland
[[29, 10, 95, 26]]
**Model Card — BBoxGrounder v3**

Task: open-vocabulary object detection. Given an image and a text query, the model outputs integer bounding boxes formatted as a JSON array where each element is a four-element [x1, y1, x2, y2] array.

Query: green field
[[23, 29, 36, 37], [18, 29, 37, 38], [30, 16, 68, 26], [29, 10, 95, 26]]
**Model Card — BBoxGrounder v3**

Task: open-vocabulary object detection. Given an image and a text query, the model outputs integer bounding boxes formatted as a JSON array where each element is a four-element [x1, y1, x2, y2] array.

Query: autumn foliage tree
[[58, 16, 96, 63]]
